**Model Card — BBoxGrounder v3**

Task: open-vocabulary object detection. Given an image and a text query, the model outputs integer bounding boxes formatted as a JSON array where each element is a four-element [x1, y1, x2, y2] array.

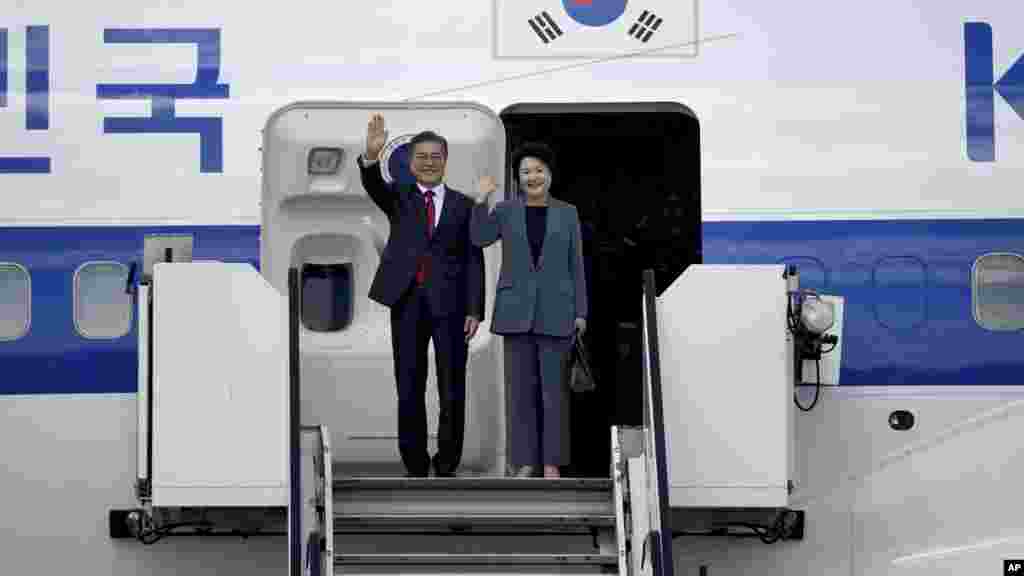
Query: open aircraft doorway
[[500, 103, 702, 478], [257, 100, 701, 480]]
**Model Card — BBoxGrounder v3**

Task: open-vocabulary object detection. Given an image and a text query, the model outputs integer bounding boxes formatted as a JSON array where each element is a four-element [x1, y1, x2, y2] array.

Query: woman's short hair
[[511, 142, 557, 182]]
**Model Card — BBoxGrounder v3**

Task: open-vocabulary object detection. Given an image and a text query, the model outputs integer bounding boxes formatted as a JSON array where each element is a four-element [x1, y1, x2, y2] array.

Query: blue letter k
[[965, 22, 1024, 162]]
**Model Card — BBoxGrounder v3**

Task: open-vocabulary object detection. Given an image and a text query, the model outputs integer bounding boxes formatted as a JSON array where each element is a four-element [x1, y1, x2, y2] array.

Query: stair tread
[[335, 552, 618, 565], [334, 477, 613, 491], [333, 513, 616, 532], [335, 513, 615, 522]]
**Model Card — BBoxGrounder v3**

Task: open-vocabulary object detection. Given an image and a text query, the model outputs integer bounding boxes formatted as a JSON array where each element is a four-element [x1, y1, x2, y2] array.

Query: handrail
[[321, 425, 333, 576], [289, 266, 334, 576], [301, 424, 334, 576], [288, 267, 301, 576], [642, 269, 674, 576]]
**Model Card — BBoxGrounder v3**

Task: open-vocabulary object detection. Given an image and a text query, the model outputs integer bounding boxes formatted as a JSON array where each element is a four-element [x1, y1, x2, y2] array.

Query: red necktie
[[424, 189, 435, 239], [416, 189, 435, 284]]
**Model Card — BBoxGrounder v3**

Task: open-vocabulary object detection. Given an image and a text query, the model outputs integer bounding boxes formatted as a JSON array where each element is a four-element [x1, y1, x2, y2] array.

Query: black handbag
[[567, 332, 596, 393]]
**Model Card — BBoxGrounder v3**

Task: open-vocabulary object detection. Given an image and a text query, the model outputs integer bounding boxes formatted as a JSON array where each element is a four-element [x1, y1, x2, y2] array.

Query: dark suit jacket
[[471, 197, 586, 337], [358, 158, 485, 321]]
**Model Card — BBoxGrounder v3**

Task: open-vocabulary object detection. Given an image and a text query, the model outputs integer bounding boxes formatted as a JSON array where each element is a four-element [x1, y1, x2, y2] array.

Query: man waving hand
[[357, 113, 485, 478]]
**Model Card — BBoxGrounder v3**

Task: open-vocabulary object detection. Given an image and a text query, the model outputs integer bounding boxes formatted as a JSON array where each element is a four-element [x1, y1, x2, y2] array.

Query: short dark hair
[[410, 130, 448, 157], [511, 142, 556, 182]]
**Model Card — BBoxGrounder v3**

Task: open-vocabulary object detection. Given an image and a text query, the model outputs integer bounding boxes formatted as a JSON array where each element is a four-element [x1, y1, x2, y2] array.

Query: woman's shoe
[[543, 465, 560, 479], [514, 465, 535, 478]]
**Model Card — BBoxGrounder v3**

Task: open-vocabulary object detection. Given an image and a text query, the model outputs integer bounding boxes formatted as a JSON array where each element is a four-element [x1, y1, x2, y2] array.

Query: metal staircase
[[298, 425, 663, 576], [332, 476, 619, 574], [294, 271, 674, 576]]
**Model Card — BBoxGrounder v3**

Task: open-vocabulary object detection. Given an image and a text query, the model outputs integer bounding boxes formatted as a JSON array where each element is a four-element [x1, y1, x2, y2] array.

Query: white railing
[[301, 425, 333, 576]]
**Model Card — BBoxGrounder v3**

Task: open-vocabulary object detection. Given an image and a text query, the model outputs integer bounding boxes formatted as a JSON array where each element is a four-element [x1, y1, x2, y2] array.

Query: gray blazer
[[471, 197, 587, 337]]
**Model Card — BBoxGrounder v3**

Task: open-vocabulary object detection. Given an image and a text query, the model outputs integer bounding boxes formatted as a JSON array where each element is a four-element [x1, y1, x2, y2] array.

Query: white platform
[[150, 262, 289, 507], [655, 265, 792, 508]]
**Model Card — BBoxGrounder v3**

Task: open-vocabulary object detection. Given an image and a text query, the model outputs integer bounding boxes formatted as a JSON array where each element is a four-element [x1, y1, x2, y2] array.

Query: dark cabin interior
[[500, 103, 702, 477]]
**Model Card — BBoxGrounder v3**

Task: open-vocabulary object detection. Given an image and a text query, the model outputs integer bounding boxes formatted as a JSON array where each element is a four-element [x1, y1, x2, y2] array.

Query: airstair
[[296, 271, 677, 576], [302, 424, 651, 576], [118, 251, 802, 576], [114, 102, 810, 576], [294, 262, 811, 576]]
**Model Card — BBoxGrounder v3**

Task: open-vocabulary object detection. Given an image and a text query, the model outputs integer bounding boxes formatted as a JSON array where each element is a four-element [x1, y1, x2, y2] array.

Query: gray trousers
[[504, 332, 573, 467]]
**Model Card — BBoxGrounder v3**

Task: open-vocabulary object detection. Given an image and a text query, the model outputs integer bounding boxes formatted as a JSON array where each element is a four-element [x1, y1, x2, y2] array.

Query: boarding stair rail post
[[641, 269, 674, 576], [133, 245, 176, 505], [288, 267, 301, 576], [288, 267, 334, 576], [132, 263, 150, 505], [299, 424, 333, 576]]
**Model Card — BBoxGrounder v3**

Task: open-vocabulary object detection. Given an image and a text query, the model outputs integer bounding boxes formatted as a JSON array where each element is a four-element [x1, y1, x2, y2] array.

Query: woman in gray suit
[[472, 142, 587, 479]]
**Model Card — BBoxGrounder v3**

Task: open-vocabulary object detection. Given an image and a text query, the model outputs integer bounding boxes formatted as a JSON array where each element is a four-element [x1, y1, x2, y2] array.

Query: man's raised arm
[[357, 113, 395, 216]]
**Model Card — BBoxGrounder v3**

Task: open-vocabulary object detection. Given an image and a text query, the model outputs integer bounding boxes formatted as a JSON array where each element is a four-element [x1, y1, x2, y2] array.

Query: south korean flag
[[495, 0, 697, 59]]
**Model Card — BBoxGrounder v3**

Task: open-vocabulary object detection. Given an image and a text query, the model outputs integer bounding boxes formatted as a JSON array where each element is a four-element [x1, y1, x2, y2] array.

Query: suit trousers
[[390, 284, 467, 476], [504, 332, 573, 467]]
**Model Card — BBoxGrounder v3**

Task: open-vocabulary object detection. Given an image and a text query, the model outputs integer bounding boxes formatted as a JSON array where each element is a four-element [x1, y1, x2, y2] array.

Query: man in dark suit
[[357, 113, 485, 478]]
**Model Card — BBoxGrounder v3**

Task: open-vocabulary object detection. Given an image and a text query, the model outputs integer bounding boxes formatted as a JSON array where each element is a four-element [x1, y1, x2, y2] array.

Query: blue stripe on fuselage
[[0, 219, 1020, 395], [0, 225, 260, 394], [703, 218, 1024, 386]]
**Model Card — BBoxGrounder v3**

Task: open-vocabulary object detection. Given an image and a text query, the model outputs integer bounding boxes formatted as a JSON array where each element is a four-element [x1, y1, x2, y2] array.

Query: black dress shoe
[[431, 457, 455, 478]]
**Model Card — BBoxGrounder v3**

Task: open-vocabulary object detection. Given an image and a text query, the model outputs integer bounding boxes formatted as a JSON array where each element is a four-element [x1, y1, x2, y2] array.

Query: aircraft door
[[261, 101, 507, 476], [499, 102, 701, 480]]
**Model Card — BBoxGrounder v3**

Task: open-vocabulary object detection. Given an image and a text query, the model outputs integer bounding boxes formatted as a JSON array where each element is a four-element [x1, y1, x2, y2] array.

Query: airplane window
[[74, 262, 132, 339], [873, 256, 927, 330], [301, 263, 353, 332], [0, 263, 31, 341], [973, 253, 1024, 332]]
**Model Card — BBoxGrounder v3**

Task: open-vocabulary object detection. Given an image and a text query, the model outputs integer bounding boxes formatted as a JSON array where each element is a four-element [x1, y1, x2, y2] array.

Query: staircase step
[[328, 477, 620, 574], [333, 477, 614, 491], [334, 477, 614, 519], [332, 532, 604, 557], [334, 513, 616, 533], [334, 552, 618, 566]]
